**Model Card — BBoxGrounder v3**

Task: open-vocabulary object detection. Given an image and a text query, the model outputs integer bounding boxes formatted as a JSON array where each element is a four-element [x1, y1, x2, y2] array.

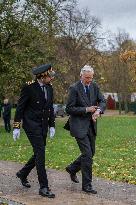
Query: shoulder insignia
[[13, 121, 21, 129], [26, 80, 35, 85]]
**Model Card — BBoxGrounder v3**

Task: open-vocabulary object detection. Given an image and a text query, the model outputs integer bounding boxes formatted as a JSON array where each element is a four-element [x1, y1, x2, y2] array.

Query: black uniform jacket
[[66, 81, 106, 138], [14, 81, 55, 135]]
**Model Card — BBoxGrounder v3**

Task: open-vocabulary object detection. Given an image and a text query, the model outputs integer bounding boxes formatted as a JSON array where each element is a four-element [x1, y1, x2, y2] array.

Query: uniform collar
[[37, 80, 44, 87]]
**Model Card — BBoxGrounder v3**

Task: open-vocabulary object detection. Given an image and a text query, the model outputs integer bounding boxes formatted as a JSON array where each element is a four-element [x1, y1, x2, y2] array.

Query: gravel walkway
[[0, 161, 135, 205]]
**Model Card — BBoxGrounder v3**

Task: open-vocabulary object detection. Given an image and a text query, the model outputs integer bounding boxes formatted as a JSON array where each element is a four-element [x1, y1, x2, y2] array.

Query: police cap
[[32, 64, 55, 77]]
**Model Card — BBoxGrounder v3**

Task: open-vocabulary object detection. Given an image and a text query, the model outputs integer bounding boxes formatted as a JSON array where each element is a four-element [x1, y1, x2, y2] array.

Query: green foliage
[[0, 0, 102, 103], [0, 116, 135, 185], [0, 0, 58, 96]]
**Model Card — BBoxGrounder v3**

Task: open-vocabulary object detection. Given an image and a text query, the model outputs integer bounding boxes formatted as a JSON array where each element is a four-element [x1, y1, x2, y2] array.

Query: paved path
[[0, 161, 135, 205]]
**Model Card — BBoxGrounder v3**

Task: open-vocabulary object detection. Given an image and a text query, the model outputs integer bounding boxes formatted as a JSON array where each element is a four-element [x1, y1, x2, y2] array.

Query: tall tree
[[99, 30, 136, 114], [0, 0, 60, 97], [53, 2, 101, 102]]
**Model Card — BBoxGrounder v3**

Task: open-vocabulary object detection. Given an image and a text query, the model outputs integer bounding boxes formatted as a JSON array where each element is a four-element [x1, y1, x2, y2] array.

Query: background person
[[2, 98, 11, 133], [0, 101, 2, 118], [65, 65, 106, 194], [13, 64, 56, 198]]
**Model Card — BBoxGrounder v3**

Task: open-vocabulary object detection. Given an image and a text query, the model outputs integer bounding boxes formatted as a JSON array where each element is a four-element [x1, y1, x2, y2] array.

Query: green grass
[[0, 116, 135, 185]]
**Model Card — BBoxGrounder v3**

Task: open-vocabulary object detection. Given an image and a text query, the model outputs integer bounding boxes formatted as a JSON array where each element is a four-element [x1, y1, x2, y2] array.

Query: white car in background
[[53, 104, 66, 117]]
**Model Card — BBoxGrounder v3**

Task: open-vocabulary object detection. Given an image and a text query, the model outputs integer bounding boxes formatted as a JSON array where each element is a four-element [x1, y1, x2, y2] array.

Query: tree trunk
[[124, 95, 129, 114], [118, 93, 122, 115]]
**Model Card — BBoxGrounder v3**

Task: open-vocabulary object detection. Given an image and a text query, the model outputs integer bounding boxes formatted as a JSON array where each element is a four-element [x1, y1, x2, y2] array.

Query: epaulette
[[26, 80, 35, 85], [13, 121, 21, 129]]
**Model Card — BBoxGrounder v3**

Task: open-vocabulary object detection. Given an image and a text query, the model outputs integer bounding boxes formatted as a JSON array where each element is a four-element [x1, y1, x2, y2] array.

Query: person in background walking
[[0, 101, 2, 118], [2, 98, 12, 133]]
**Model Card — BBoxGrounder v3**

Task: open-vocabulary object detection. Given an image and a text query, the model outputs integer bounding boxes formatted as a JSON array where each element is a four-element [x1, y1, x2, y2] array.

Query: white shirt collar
[[37, 80, 44, 87], [80, 80, 90, 87]]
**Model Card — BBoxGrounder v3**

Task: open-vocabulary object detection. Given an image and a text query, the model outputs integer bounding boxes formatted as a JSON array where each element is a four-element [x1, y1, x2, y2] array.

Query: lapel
[[34, 81, 46, 101], [45, 84, 50, 104], [89, 83, 94, 105], [78, 81, 90, 105], [78, 81, 94, 106]]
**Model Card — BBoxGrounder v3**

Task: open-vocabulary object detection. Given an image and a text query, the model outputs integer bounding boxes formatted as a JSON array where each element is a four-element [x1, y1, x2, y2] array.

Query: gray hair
[[80, 65, 94, 76]]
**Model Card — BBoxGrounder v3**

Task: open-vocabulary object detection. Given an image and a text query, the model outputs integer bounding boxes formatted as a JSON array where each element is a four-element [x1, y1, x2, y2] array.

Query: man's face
[[4, 99, 8, 104], [81, 71, 93, 85]]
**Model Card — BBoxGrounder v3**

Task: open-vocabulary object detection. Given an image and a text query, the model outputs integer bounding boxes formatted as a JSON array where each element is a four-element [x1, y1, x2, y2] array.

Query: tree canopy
[[0, 0, 136, 107]]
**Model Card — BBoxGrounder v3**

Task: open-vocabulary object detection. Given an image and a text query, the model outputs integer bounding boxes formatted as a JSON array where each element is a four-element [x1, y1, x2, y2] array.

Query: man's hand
[[92, 110, 100, 122], [86, 106, 98, 113], [49, 127, 55, 139], [13, 129, 20, 141]]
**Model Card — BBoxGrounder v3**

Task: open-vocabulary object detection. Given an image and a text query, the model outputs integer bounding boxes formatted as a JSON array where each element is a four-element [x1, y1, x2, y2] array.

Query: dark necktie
[[41, 85, 47, 99], [85, 85, 90, 100]]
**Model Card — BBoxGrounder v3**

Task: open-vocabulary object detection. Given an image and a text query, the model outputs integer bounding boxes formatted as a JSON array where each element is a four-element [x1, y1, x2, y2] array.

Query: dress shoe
[[39, 187, 55, 198], [82, 185, 97, 194], [16, 171, 31, 188], [66, 166, 79, 183]]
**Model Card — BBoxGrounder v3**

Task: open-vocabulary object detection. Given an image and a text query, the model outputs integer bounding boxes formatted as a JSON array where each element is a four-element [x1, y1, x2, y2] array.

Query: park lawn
[[0, 116, 135, 185]]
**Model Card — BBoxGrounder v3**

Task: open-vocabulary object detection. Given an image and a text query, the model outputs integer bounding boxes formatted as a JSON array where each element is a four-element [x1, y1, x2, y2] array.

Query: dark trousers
[[19, 131, 48, 189], [3, 117, 11, 132], [68, 126, 96, 188]]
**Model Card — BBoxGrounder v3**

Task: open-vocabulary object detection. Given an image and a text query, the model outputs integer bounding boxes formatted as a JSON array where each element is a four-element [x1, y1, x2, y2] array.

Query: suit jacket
[[2, 103, 11, 119], [66, 81, 106, 138], [14, 81, 55, 135]]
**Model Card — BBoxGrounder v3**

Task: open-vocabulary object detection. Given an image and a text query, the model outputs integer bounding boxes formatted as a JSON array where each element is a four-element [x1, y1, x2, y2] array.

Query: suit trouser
[[69, 126, 96, 188], [19, 131, 48, 189], [3, 117, 11, 132]]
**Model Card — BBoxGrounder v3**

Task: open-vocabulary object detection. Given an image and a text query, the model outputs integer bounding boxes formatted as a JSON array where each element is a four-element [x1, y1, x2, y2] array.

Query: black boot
[[16, 171, 31, 188], [66, 166, 79, 183], [39, 187, 55, 198], [82, 184, 97, 194]]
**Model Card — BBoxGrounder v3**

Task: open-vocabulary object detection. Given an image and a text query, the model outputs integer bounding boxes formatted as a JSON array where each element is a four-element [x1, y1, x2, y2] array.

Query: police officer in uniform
[[13, 64, 56, 198]]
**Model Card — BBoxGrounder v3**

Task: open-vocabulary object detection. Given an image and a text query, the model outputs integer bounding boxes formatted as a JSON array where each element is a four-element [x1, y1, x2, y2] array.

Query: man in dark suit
[[65, 65, 106, 194], [13, 64, 56, 198], [2, 98, 12, 133]]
